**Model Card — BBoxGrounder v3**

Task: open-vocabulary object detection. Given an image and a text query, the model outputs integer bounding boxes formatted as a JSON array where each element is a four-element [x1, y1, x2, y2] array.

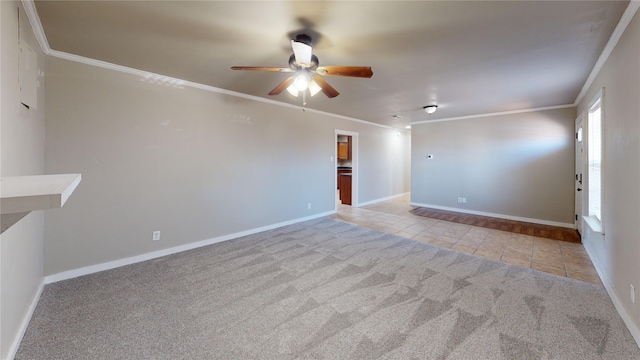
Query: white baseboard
[[44, 211, 335, 284], [409, 202, 575, 229], [583, 243, 640, 349], [6, 280, 44, 360], [357, 192, 409, 207]]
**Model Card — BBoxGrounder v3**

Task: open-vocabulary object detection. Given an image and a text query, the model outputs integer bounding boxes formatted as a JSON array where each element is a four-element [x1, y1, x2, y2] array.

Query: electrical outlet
[[307, 203, 312, 210], [457, 197, 462, 203], [462, 197, 467, 203], [631, 284, 635, 304], [152, 231, 161, 241]]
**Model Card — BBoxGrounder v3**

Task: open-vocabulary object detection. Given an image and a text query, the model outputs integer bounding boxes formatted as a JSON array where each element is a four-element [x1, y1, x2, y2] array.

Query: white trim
[[586, 88, 605, 235], [409, 202, 575, 229], [6, 280, 44, 360], [358, 192, 409, 207], [334, 130, 360, 137], [574, 1, 640, 105], [411, 104, 575, 125], [583, 244, 640, 348], [44, 211, 334, 284], [588, 91, 603, 111], [21, 0, 50, 53], [583, 215, 603, 234], [574, 112, 585, 235], [317, 110, 409, 132]]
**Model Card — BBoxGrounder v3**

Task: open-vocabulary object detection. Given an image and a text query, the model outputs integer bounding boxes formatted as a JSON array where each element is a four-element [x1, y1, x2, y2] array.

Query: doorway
[[335, 130, 358, 208], [575, 115, 584, 236]]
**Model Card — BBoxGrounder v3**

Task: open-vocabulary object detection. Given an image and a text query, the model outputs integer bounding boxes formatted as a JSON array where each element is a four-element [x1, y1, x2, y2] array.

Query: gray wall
[[411, 107, 576, 225], [43, 56, 410, 276], [1, 2, 46, 358], [577, 10, 640, 340]]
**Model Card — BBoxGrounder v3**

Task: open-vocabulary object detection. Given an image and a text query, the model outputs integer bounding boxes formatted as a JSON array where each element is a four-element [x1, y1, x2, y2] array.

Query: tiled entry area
[[329, 194, 601, 285]]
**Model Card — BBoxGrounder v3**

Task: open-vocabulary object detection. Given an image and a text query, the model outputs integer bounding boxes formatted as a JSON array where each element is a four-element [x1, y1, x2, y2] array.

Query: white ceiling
[[33, 1, 629, 129]]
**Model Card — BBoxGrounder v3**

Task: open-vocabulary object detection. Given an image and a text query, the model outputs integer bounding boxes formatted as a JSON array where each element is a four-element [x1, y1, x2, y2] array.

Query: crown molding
[[21, 0, 50, 54], [574, 0, 640, 105], [411, 104, 575, 125]]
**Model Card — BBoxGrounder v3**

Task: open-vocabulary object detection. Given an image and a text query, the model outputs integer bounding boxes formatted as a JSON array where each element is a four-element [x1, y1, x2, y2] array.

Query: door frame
[[335, 129, 359, 208], [575, 113, 585, 235]]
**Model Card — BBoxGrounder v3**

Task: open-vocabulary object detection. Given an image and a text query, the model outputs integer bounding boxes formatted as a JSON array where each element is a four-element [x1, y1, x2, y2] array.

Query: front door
[[575, 116, 584, 236]]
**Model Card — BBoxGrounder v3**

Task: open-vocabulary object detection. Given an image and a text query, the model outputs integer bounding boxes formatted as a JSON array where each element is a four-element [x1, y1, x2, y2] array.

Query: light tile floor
[[329, 193, 602, 285]]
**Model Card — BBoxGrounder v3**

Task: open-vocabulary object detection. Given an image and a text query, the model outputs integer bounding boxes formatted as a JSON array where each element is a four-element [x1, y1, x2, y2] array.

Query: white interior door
[[575, 116, 584, 235]]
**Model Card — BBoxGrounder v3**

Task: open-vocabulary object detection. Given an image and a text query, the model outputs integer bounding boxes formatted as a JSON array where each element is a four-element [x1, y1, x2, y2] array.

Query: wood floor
[[409, 207, 581, 243]]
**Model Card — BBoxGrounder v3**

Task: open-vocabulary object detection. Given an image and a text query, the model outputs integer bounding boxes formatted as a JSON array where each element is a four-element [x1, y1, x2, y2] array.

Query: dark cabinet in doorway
[[338, 174, 352, 205], [337, 136, 352, 160]]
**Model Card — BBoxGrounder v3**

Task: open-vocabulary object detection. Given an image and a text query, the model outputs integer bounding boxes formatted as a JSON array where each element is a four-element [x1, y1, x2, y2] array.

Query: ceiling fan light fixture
[[286, 85, 299, 97], [293, 75, 309, 91], [308, 80, 322, 97], [423, 105, 438, 114]]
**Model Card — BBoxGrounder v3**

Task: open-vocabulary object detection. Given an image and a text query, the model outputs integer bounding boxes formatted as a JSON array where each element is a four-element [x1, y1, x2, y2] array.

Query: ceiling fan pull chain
[[302, 91, 307, 111]]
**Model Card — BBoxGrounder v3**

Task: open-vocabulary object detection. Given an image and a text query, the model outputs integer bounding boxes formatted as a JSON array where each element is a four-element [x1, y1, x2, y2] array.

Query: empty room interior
[[2, 1, 640, 359]]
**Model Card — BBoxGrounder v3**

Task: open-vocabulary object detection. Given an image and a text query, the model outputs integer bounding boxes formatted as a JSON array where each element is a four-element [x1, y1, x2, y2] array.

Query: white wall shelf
[[1, 174, 81, 233]]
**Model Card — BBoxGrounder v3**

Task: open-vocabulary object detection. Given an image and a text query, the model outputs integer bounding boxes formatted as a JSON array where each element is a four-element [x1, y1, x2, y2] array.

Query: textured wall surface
[[1, 2, 46, 358], [43, 56, 410, 276], [576, 10, 640, 342], [411, 107, 576, 225]]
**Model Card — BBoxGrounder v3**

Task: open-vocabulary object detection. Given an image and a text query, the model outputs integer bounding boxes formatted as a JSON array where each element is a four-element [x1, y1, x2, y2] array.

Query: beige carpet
[[16, 218, 639, 359]]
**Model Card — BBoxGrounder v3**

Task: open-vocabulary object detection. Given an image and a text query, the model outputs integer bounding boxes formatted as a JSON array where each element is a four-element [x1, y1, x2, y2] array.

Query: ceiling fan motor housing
[[295, 34, 312, 46], [289, 54, 319, 70]]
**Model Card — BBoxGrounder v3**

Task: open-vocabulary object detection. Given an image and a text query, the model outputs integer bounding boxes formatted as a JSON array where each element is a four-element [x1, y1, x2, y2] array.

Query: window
[[587, 92, 603, 222]]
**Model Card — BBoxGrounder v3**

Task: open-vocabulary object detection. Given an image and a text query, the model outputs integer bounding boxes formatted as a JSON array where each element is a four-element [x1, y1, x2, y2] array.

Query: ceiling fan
[[231, 34, 373, 101]]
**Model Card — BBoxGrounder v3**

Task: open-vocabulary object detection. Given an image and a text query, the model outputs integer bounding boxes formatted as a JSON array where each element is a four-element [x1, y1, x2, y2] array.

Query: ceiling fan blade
[[291, 40, 312, 67], [268, 76, 295, 96], [316, 66, 373, 78], [312, 76, 339, 98], [231, 66, 293, 72]]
